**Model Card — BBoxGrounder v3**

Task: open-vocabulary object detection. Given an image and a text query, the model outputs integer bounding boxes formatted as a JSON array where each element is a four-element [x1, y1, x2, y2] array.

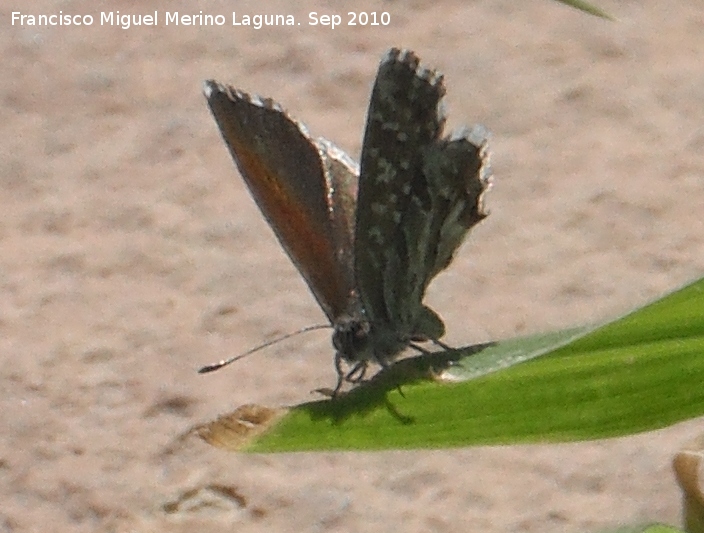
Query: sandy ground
[[2, 0, 704, 531]]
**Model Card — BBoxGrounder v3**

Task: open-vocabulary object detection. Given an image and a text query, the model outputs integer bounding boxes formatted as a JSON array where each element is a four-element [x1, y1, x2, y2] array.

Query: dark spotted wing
[[355, 49, 491, 345], [378, 128, 491, 340], [203, 81, 359, 322], [355, 49, 447, 333], [422, 127, 490, 282]]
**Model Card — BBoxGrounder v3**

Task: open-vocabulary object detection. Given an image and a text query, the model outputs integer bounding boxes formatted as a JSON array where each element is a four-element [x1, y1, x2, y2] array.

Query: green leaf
[[198, 277, 704, 452], [554, 0, 615, 20]]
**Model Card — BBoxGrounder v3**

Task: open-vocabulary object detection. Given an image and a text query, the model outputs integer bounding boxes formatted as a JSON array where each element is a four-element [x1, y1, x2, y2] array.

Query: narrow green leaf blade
[[554, 0, 615, 20], [239, 277, 704, 452]]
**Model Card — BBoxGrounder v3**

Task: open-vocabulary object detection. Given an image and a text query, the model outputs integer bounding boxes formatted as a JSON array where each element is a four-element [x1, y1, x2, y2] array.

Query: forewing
[[204, 81, 357, 321], [355, 49, 446, 329], [316, 138, 359, 298]]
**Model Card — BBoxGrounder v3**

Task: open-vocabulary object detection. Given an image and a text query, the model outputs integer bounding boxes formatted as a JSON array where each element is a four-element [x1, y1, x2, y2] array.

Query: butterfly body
[[203, 48, 490, 389]]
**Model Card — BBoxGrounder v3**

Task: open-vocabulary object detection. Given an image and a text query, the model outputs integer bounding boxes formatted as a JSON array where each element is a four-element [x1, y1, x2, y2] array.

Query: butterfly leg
[[333, 354, 368, 395], [409, 342, 433, 355], [431, 338, 453, 351], [333, 352, 346, 396], [346, 361, 368, 384], [412, 339, 461, 378]]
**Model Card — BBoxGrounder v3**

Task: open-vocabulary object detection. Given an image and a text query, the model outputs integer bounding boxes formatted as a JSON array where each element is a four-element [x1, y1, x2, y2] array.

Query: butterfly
[[202, 48, 491, 393]]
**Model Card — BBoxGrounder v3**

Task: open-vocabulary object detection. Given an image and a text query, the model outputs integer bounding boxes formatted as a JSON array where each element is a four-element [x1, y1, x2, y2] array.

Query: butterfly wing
[[355, 49, 447, 334], [204, 81, 358, 322], [355, 49, 491, 351], [421, 127, 490, 283]]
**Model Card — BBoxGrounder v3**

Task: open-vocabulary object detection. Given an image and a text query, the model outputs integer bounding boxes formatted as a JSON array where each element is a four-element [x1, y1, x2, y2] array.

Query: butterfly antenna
[[198, 324, 331, 374]]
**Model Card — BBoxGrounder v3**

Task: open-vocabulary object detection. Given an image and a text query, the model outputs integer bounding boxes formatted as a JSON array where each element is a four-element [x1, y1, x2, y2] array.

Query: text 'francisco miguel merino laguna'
[[9, 11, 372, 30]]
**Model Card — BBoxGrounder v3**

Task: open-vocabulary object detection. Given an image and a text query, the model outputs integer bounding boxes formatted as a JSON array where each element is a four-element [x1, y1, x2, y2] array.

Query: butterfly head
[[331, 302, 404, 365]]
